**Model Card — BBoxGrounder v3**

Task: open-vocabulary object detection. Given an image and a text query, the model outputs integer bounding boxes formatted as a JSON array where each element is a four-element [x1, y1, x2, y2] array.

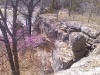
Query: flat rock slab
[[81, 26, 100, 39], [66, 21, 82, 32]]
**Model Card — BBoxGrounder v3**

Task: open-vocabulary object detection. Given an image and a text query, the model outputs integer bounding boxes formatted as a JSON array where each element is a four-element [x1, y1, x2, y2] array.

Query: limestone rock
[[81, 26, 100, 39], [57, 41, 73, 69], [42, 22, 57, 39], [69, 32, 86, 52], [57, 30, 69, 41], [66, 21, 82, 32], [90, 44, 100, 56], [60, 22, 68, 32], [62, 33, 69, 42], [55, 55, 100, 75], [69, 32, 86, 61]]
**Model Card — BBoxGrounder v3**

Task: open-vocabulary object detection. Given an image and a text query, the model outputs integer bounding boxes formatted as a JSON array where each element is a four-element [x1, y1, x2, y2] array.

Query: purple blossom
[[25, 34, 44, 47], [9, 29, 44, 50]]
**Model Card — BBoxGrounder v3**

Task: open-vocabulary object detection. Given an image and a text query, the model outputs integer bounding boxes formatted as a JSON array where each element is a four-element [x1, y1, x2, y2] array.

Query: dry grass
[[0, 48, 40, 75], [0, 41, 54, 75], [19, 49, 40, 75]]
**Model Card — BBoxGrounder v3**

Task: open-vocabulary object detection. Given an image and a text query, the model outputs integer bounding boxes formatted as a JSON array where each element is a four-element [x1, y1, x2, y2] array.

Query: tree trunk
[[28, 11, 32, 36], [12, 0, 20, 74], [68, 0, 72, 17], [0, 22, 16, 75], [0, 0, 20, 74]]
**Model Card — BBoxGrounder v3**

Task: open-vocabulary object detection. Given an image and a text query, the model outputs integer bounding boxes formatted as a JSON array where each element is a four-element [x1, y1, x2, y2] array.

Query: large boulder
[[69, 32, 86, 61], [66, 21, 82, 32], [55, 55, 100, 75], [69, 32, 86, 52], [55, 41, 73, 70], [81, 26, 100, 39]]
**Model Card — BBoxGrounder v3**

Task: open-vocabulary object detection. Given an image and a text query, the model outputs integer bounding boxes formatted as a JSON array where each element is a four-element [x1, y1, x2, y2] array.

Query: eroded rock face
[[39, 18, 69, 42], [69, 32, 86, 61], [42, 22, 57, 40], [37, 16, 100, 74], [55, 41, 73, 70]]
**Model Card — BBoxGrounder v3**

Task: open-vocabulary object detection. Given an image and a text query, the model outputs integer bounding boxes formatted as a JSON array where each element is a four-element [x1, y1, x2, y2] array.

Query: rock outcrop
[[66, 21, 82, 32], [36, 15, 100, 74], [69, 32, 86, 61], [81, 26, 100, 39]]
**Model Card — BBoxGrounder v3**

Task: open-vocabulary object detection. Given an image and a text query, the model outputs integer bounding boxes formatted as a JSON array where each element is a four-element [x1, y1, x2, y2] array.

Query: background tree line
[[39, 0, 100, 16]]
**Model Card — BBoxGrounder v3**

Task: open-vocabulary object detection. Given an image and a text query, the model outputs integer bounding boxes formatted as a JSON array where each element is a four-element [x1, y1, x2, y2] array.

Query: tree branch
[[33, 0, 41, 8], [17, 9, 27, 16], [22, 0, 29, 7]]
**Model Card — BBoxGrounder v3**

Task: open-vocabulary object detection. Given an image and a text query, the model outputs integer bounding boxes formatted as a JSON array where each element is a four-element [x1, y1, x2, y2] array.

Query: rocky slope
[[35, 14, 100, 75]]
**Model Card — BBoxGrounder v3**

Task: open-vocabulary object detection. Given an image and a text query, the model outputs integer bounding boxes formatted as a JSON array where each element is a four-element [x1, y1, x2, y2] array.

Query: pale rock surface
[[66, 21, 82, 32], [81, 26, 100, 39], [56, 41, 73, 69], [55, 55, 100, 75]]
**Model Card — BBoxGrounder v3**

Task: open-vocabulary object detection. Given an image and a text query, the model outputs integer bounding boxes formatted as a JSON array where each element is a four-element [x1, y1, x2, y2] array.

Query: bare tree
[[19, 0, 41, 36], [0, 0, 20, 75], [68, 0, 72, 17]]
